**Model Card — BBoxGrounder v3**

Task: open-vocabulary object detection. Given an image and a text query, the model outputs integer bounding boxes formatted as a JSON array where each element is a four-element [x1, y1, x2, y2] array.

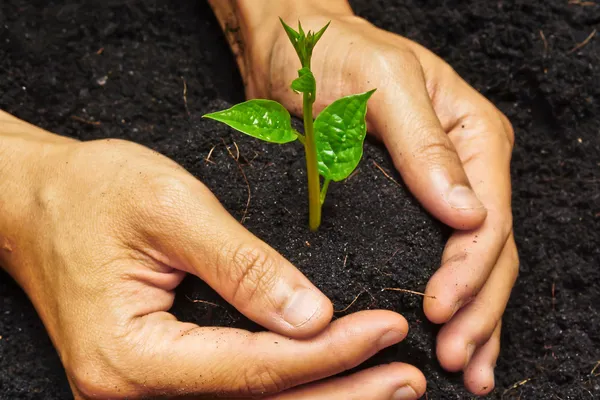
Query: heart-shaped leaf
[[204, 99, 298, 144], [314, 89, 376, 181], [291, 67, 316, 95]]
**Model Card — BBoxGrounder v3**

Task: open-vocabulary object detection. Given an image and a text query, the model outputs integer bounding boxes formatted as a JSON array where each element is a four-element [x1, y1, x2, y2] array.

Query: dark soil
[[1, 1, 599, 399]]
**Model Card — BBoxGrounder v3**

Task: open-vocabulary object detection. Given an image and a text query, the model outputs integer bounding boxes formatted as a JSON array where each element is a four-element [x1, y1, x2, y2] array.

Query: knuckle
[[148, 175, 191, 210], [414, 135, 459, 166], [507, 241, 520, 280], [67, 327, 148, 399], [239, 363, 289, 396], [324, 328, 358, 372], [375, 46, 422, 80], [226, 244, 280, 306], [500, 112, 515, 147], [69, 362, 131, 400]]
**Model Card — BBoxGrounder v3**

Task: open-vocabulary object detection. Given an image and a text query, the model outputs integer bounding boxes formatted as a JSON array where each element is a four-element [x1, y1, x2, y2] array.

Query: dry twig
[[222, 138, 251, 224], [71, 115, 101, 126], [373, 161, 401, 187], [551, 282, 556, 311], [540, 30, 549, 56], [181, 77, 190, 117], [233, 141, 240, 161], [568, 29, 597, 54], [185, 295, 237, 323], [382, 288, 436, 299], [568, 0, 597, 6], [185, 296, 220, 308], [502, 378, 532, 398], [591, 361, 600, 376], [345, 168, 360, 182], [335, 291, 365, 313], [205, 144, 217, 164]]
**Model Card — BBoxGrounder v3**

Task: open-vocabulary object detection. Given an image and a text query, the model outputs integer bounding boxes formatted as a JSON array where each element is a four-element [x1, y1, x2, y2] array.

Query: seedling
[[204, 19, 375, 231]]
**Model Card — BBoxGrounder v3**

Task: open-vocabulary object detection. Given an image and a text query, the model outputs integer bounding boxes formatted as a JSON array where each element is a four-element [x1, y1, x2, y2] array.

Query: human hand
[[245, 8, 518, 395], [0, 113, 426, 399]]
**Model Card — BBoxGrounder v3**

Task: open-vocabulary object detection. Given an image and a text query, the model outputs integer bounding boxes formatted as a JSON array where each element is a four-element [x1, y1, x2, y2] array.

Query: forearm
[[0, 111, 73, 278], [208, 0, 353, 88]]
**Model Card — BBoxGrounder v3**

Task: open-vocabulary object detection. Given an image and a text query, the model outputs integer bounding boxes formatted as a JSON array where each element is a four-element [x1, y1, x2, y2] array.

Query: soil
[[0, 0, 599, 399]]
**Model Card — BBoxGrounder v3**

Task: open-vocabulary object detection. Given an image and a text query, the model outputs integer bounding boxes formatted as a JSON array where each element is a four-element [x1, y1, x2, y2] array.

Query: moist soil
[[0, 1, 599, 399]]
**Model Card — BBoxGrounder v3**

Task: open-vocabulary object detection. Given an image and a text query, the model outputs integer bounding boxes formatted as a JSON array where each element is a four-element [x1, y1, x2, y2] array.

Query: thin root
[[185, 296, 237, 323], [71, 115, 101, 126], [568, 0, 597, 6], [539, 30, 549, 56], [551, 281, 556, 311], [382, 287, 436, 299], [335, 291, 365, 313], [205, 144, 217, 164], [345, 169, 360, 182], [185, 295, 220, 308], [222, 138, 251, 224], [568, 29, 597, 54], [502, 378, 532, 398], [591, 361, 600, 376], [373, 161, 401, 187], [181, 76, 191, 117], [233, 141, 240, 161]]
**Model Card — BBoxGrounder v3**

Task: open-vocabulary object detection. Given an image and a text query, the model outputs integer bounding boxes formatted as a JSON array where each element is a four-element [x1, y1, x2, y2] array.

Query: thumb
[[141, 176, 333, 339], [371, 66, 487, 230]]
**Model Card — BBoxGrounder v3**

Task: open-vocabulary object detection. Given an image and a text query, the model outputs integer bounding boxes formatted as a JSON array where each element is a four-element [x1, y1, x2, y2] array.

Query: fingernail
[[377, 329, 404, 350], [392, 385, 417, 400], [447, 185, 485, 210], [282, 289, 321, 327], [465, 343, 476, 368]]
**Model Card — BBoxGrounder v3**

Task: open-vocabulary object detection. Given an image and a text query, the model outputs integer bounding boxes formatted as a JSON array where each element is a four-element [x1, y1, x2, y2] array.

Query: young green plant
[[204, 19, 375, 231]]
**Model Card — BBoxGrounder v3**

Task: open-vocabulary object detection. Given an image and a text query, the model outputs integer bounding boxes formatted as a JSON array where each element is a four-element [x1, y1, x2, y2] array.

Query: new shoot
[[204, 19, 375, 231]]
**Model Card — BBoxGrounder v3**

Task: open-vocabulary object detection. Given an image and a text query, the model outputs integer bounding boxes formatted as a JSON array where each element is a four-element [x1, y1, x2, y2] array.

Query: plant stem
[[293, 130, 306, 145], [303, 92, 321, 231], [320, 178, 331, 205]]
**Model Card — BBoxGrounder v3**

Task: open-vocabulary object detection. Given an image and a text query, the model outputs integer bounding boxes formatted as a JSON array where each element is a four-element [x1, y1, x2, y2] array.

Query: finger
[[463, 322, 501, 396], [424, 111, 514, 324], [370, 58, 487, 230], [137, 175, 333, 339], [122, 310, 410, 398], [435, 237, 517, 372], [265, 363, 426, 400]]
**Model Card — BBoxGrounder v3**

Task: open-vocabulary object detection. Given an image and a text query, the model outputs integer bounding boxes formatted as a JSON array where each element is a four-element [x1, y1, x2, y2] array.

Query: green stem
[[303, 92, 321, 231], [320, 178, 331, 205], [294, 130, 306, 145]]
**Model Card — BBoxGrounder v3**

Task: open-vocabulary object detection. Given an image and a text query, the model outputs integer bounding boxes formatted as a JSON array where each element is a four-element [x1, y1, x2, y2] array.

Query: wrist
[[0, 112, 74, 282]]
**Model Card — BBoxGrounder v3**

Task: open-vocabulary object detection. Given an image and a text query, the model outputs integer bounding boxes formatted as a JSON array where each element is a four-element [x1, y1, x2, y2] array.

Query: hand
[[246, 11, 518, 395], [0, 114, 426, 399]]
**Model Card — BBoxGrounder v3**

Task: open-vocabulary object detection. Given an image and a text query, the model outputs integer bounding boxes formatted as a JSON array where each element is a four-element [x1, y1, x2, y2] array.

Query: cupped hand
[[0, 114, 425, 399], [247, 13, 518, 395]]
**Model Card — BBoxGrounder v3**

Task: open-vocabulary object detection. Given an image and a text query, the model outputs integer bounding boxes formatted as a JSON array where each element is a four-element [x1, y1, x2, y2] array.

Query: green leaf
[[314, 89, 376, 181], [204, 100, 298, 144], [297, 20, 305, 37], [279, 18, 300, 44], [279, 18, 331, 68], [291, 67, 316, 94], [310, 21, 330, 47]]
